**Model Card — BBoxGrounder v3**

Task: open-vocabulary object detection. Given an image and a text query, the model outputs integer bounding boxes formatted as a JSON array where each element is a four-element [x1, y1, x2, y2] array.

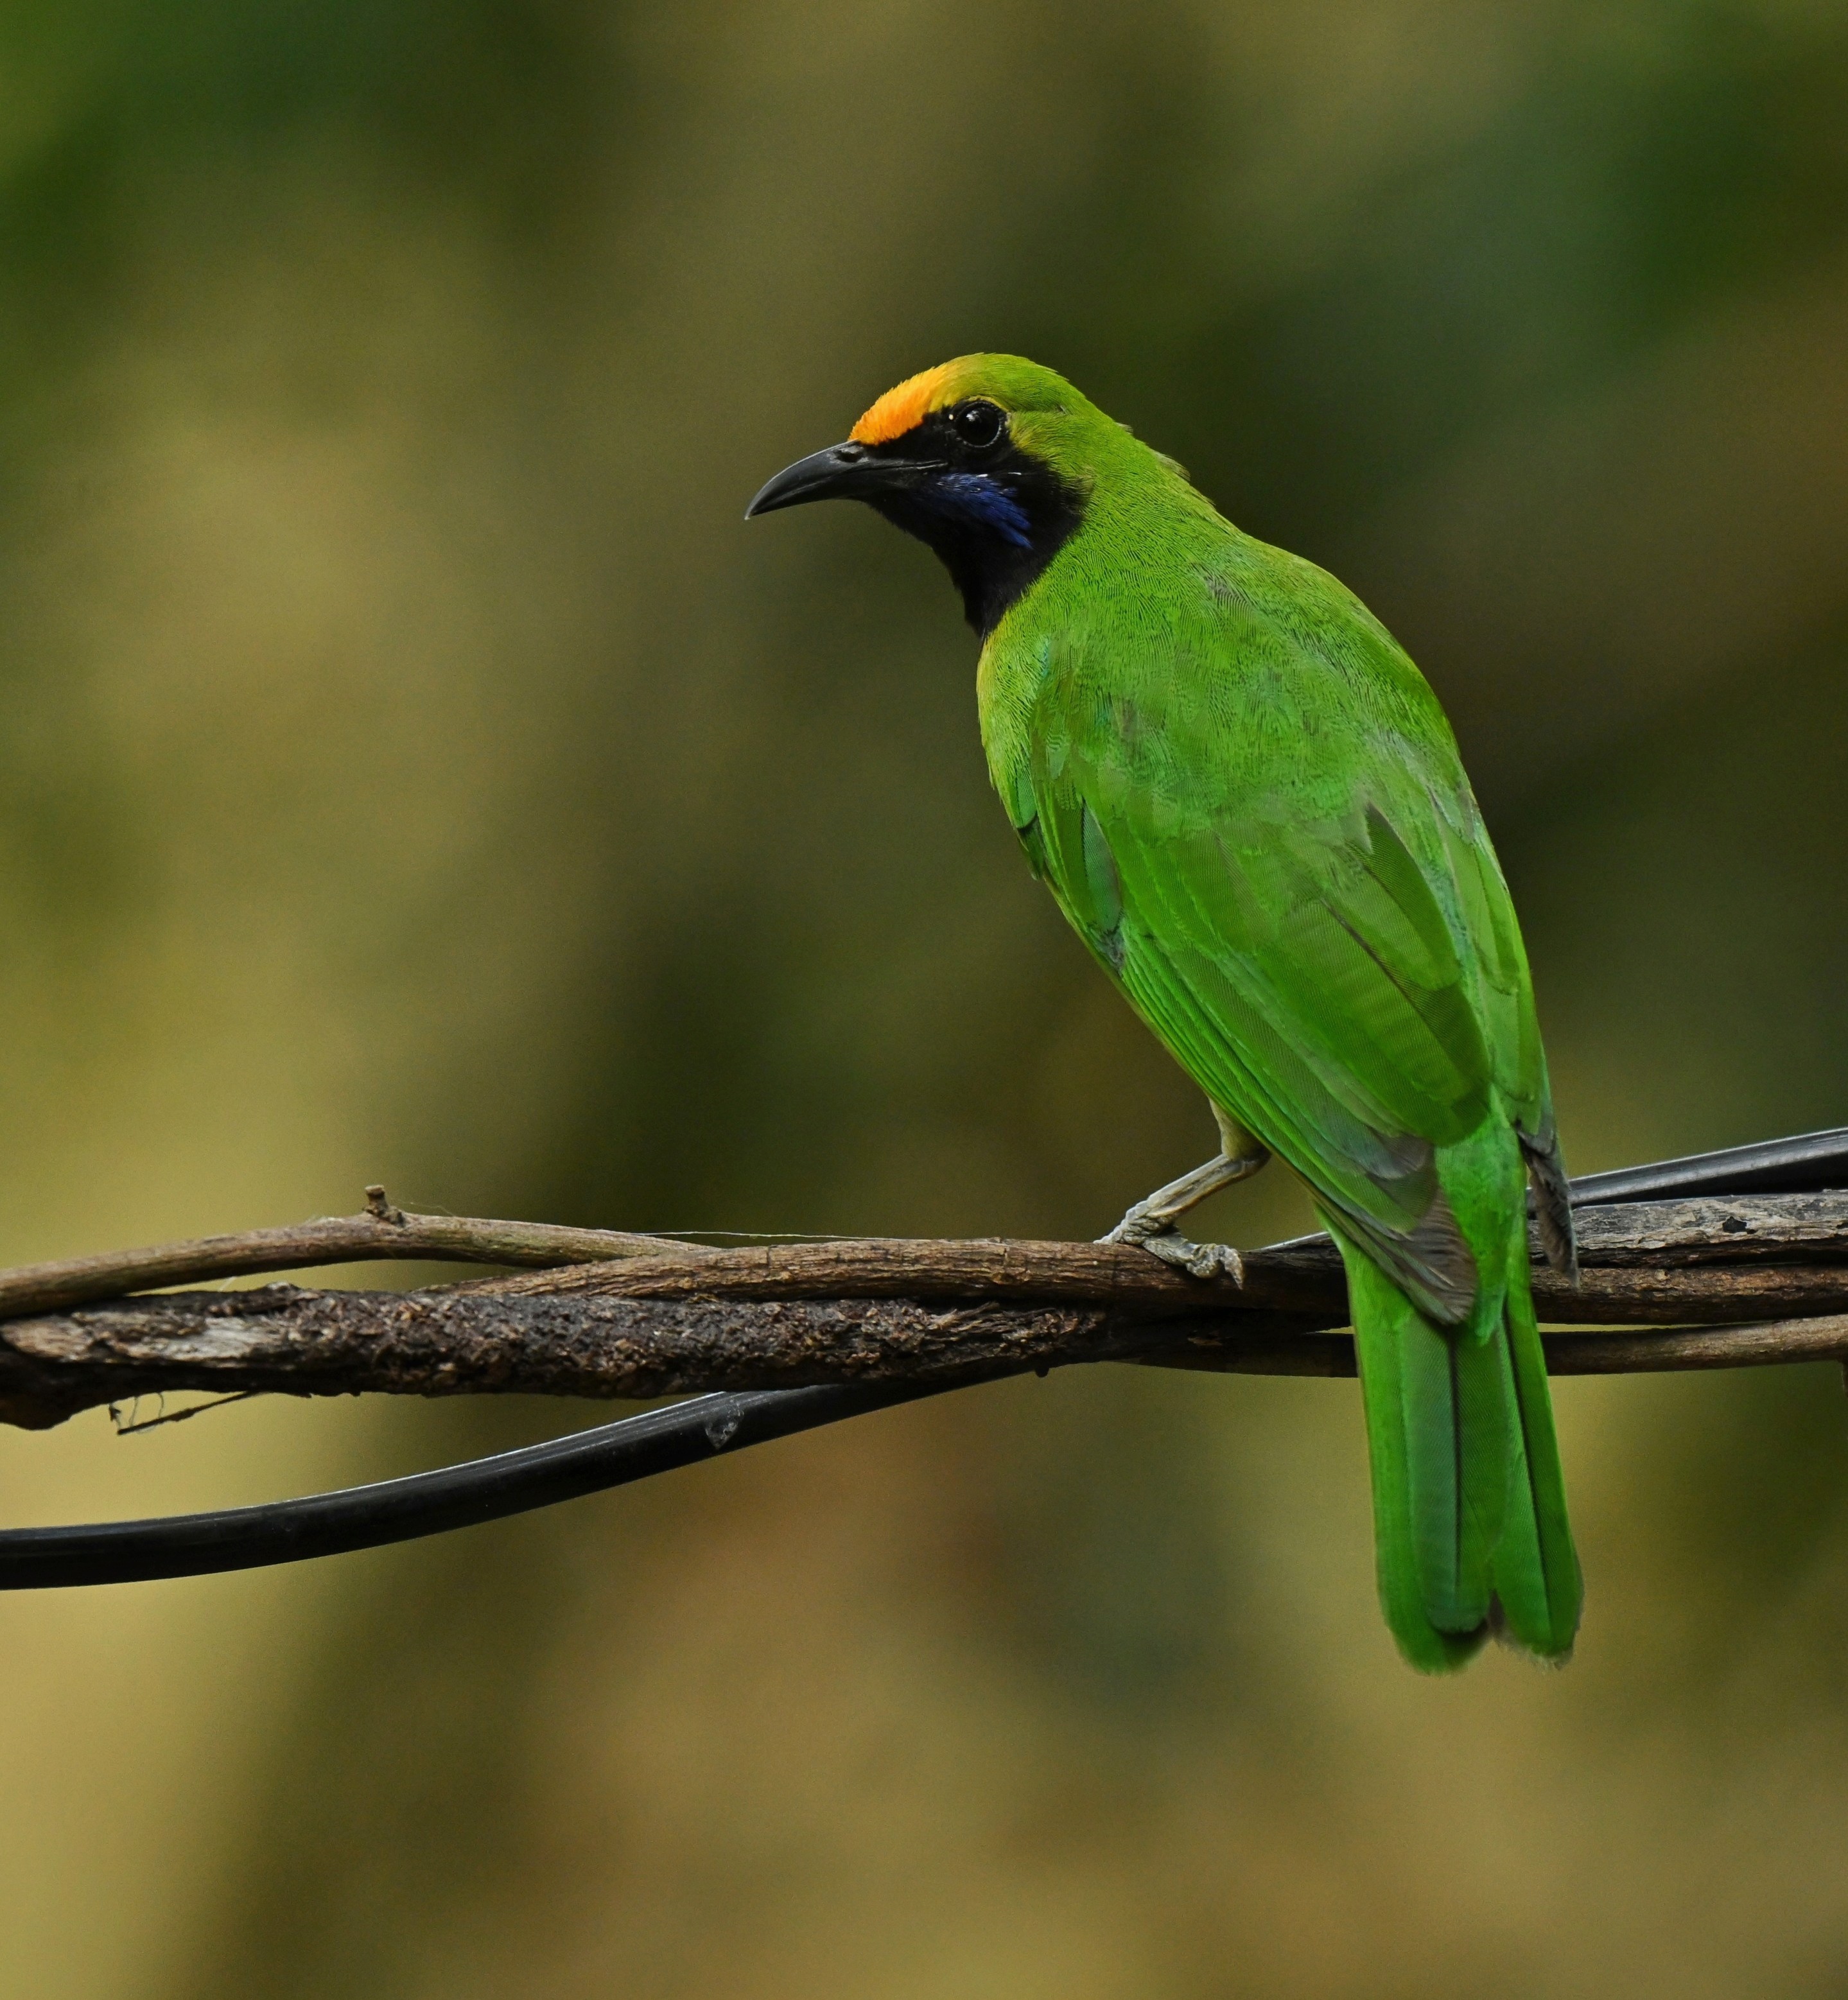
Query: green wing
[[987, 518, 1580, 1665], [1001, 543, 1555, 1318]]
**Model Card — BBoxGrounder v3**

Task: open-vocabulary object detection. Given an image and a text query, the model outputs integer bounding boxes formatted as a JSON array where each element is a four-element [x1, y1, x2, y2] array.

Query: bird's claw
[[1142, 1231, 1243, 1282], [1102, 1213, 1242, 1283]]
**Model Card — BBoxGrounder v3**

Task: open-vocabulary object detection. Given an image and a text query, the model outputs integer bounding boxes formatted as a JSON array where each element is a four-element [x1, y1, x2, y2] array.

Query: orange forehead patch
[[850, 363, 959, 446]]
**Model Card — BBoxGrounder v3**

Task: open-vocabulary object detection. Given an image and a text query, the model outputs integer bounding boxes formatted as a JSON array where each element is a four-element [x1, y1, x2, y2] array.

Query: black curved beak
[[745, 440, 944, 519]]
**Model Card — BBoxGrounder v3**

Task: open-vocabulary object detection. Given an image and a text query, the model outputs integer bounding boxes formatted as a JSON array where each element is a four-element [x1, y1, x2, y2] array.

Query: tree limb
[[1, 1190, 1846, 1428], [0, 1197, 685, 1324]]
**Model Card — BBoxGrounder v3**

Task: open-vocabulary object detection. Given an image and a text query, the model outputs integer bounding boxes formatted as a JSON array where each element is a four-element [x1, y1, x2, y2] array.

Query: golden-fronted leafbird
[[747, 355, 1580, 1670]]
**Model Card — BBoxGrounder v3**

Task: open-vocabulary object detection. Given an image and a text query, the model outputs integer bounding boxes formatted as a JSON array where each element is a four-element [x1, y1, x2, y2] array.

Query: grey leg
[[1101, 1105, 1270, 1281]]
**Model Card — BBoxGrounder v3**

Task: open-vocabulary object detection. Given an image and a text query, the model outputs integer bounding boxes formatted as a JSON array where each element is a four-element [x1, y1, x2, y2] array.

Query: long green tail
[[1336, 1214, 1582, 1672]]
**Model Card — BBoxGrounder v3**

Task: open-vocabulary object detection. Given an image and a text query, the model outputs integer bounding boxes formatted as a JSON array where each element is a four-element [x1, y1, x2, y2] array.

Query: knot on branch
[[364, 1185, 406, 1226]]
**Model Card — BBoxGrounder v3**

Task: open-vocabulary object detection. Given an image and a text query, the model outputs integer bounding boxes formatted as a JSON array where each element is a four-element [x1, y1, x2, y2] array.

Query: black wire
[[0, 1383, 943, 1590], [2, 1125, 1844, 1592], [1566, 1126, 1848, 1205]]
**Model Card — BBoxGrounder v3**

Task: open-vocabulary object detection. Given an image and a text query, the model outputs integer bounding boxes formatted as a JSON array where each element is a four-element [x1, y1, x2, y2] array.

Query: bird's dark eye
[[948, 399, 1007, 449]]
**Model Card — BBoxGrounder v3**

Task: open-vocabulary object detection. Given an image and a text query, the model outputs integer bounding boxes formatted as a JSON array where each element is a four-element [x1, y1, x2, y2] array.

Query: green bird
[[747, 354, 1580, 1669]]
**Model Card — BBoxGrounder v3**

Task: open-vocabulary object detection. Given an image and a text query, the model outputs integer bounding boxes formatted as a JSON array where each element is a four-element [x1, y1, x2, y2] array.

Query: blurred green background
[[1, 0, 1847, 1992]]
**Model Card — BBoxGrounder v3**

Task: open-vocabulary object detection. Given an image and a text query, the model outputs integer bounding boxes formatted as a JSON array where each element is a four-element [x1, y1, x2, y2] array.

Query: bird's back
[[979, 463, 1564, 1303]]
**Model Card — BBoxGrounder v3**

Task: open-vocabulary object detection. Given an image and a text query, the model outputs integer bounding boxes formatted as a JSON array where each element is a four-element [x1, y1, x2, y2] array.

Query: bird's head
[[747, 354, 1115, 635]]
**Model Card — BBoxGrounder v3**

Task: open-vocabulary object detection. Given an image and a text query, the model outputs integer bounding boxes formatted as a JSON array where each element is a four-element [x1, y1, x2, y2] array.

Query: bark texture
[[1, 1191, 1845, 1428]]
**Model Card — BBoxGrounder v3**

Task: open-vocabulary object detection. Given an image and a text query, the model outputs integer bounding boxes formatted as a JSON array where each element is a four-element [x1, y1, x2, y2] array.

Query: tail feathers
[[1488, 1257, 1583, 1658], [1519, 1117, 1579, 1283], [1342, 1233, 1581, 1671]]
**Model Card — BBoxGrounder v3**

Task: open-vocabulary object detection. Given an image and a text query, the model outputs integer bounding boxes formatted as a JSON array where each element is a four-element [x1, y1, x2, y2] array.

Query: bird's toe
[[1118, 1228, 1242, 1283]]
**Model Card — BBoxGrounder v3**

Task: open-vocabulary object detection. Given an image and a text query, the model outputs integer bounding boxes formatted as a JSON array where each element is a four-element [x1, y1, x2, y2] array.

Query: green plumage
[[963, 356, 1582, 1668]]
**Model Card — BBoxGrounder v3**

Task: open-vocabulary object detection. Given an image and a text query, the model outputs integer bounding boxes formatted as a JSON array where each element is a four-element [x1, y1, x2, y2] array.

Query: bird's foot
[[1102, 1208, 1243, 1283], [1142, 1231, 1244, 1282]]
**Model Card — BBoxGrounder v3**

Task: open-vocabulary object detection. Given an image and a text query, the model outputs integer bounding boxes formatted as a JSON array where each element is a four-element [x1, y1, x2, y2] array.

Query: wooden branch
[[0, 1190, 1846, 1428], [1, 1285, 1844, 1431], [464, 1207, 1848, 1326], [0, 1194, 689, 1323], [8, 1189, 1841, 1326], [0, 1289, 1188, 1423]]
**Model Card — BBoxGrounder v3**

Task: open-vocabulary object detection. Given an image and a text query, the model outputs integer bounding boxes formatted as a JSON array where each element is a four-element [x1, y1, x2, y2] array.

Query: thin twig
[[0, 1199, 700, 1323], [109, 1391, 260, 1436]]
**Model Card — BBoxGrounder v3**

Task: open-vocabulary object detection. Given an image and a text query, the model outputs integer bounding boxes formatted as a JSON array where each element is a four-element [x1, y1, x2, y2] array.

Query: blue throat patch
[[920, 471, 1033, 549]]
